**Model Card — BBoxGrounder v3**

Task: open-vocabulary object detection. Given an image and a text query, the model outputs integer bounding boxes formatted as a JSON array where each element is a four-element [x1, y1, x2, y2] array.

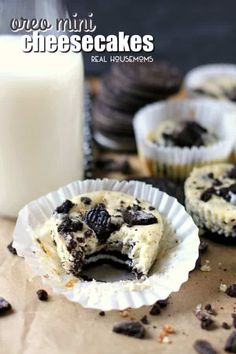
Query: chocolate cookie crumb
[[226, 285, 236, 298], [55, 200, 75, 214], [112, 321, 145, 338], [0, 297, 12, 315], [218, 187, 231, 202], [200, 188, 215, 202], [123, 208, 157, 226], [140, 315, 149, 325], [194, 339, 217, 354], [205, 304, 217, 316], [85, 204, 120, 242], [157, 299, 169, 308], [225, 331, 236, 352], [84, 229, 93, 238], [223, 322, 231, 330], [149, 302, 161, 315], [81, 197, 92, 205], [7, 241, 17, 255], [58, 216, 83, 234], [201, 318, 214, 330], [194, 304, 215, 330], [213, 178, 222, 187], [99, 311, 105, 317], [36, 289, 48, 301]]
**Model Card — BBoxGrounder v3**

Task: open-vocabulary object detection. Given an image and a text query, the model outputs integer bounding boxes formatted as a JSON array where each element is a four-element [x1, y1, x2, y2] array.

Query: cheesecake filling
[[148, 120, 217, 148], [42, 191, 163, 279]]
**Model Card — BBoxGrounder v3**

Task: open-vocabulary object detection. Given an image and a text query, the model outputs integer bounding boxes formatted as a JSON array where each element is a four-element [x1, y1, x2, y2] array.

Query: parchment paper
[[1, 216, 236, 354]]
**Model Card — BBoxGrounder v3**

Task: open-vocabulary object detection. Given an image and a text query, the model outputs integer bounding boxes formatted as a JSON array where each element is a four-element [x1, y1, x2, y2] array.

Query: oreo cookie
[[93, 61, 182, 151], [85, 204, 120, 242], [55, 200, 75, 214], [93, 100, 134, 135], [163, 121, 207, 148], [123, 207, 157, 226], [112, 321, 145, 338], [111, 61, 182, 95], [58, 217, 83, 235]]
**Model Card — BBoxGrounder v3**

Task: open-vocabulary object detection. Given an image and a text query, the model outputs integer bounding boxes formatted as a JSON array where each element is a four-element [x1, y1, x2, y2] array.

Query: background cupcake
[[133, 99, 235, 180], [185, 163, 236, 239]]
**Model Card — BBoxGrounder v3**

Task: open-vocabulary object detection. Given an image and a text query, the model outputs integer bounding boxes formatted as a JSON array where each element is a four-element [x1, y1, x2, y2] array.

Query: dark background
[[65, 0, 236, 76]]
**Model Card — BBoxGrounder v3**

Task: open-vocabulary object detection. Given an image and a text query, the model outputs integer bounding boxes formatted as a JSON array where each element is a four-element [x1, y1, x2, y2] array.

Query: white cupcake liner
[[184, 63, 236, 100], [133, 99, 235, 179], [12, 178, 199, 310]]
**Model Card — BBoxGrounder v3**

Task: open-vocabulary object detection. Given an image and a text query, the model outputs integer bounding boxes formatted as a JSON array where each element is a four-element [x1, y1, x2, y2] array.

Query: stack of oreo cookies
[[93, 61, 182, 151]]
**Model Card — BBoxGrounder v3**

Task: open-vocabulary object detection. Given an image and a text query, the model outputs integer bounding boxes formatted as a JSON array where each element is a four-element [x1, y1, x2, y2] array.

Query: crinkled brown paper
[[0, 217, 235, 354]]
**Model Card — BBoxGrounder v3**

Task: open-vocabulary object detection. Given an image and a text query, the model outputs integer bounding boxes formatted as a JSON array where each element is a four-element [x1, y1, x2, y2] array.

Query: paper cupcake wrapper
[[184, 63, 236, 99], [185, 199, 236, 238], [13, 178, 199, 311], [133, 99, 235, 179]]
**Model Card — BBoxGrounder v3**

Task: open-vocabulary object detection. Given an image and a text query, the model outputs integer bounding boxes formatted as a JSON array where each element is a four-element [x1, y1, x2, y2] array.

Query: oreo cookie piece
[[85, 204, 120, 242], [224, 331, 236, 353], [200, 188, 215, 202], [112, 321, 145, 339], [58, 216, 83, 235], [55, 200, 75, 214], [98, 73, 167, 113], [112, 61, 182, 95], [123, 207, 157, 226], [7, 241, 17, 255], [226, 284, 236, 298], [36, 289, 49, 301], [0, 297, 12, 316], [80, 197, 92, 205], [164, 121, 207, 148], [194, 340, 217, 354]]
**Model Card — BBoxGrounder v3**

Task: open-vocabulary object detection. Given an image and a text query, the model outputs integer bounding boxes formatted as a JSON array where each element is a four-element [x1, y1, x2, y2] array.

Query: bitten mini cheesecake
[[38, 190, 163, 279], [185, 164, 236, 238]]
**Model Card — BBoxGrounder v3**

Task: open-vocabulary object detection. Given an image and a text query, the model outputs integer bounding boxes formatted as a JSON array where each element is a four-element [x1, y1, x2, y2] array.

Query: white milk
[[0, 36, 84, 217]]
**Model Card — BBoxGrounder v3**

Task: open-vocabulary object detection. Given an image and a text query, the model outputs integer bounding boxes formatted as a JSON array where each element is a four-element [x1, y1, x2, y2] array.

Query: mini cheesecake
[[148, 120, 217, 148], [185, 164, 236, 237], [40, 191, 163, 278], [193, 75, 236, 101]]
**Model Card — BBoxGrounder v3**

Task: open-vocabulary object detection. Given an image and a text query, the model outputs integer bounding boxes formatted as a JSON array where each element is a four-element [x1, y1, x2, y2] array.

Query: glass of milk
[[0, 0, 84, 217]]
